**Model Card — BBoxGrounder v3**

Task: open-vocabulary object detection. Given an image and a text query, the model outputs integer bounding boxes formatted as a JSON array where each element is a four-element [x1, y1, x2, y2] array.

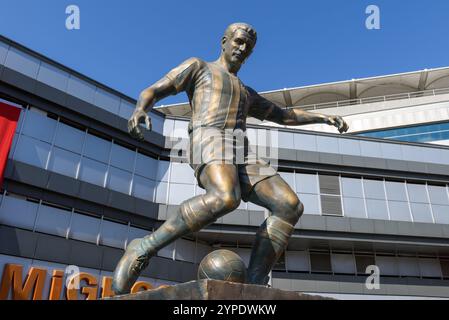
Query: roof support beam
[[349, 79, 357, 100], [282, 89, 293, 108], [418, 69, 429, 91]]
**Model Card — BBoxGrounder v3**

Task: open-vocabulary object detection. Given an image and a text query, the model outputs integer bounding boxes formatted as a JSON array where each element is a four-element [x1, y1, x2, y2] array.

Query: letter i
[[49, 270, 64, 300]]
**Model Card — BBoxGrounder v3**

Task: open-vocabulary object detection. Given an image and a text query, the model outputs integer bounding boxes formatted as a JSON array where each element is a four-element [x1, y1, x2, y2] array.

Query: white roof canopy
[[155, 66, 449, 117]]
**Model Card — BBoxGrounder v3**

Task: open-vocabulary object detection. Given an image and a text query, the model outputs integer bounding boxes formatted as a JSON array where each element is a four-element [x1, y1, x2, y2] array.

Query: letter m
[[0, 264, 47, 300]]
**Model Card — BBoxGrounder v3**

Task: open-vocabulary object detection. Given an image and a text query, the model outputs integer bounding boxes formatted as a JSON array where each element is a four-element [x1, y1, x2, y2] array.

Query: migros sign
[[0, 264, 164, 300]]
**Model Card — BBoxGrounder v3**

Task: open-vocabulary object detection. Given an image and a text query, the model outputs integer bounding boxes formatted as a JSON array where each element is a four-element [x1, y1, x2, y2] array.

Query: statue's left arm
[[247, 88, 349, 133]]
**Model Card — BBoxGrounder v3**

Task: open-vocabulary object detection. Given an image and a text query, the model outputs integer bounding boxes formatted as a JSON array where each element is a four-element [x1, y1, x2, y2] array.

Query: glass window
[[168, 183, 195, 205], [401, 145, 428, 163], [118, 99, 134, 120], [173, 120, 189, 139], [237, 198, 247, 210], [66, 75, 96, 104], [195, 185, 206, 196], [428, 186, 449, 206], [0, 41, 9, 65], [15, 106, 25, 133], [0, 195, 38, 230], [229, 248, 251, 267], [37, 62, 69, 92], [310, 252, 332, 273], [398, 257, 420, 277], [107, 167, 132, 194], [100, 219, 128, 249], [248, 201, 265, 212], [406, 184, 429, 204], [388, 201, 412, 222], [48, 147, 79, 178], [163, 119, 175, 137], [135, 153, 157, 180], [158, 242, 175, 259], [69, 212, 101, 243], [156, 160, 170, 182], [431, 205, 449, 224], [359, 141, 382, 158], [293, 133, 317, 151], [94, 88, 120, 114], [170, 162, 195, 184], [343, 197, 366, 218], [338, 138, 361, 156], [54, 122, 85, 154], [83, 133, 111, 163], [35, 204, 71, 237], [385, 181, 408, 202], [295, 173, 318, 194], [442, 260, 449, 278], [316, 136, 339, 154], [79, 157, 107, 186], [257, 129, 270, 147], [341, 177, 363, 198], [298, 193, 320, 215], [276, 131, 294, 149], [132, 175, 155, 201], [175, 239, 195, 262], [110, 143, 135, 172], [22, 109, 57, 143], [154, 181, 168, 203], [363, 179, 386, 200], [286, 251, 310, 272], [9, 133, 18, 159], [366, 199, 389, 220], [195, 242, 211, 263], [128, 226, 150, 244], [410, 203, 433, 223], [418, 258, 442, 278], [278, 171, 295, 190], [375, 256, 398, 276], [355, 255, 375, 274], [14, 135, 51, 168], [380, 143, 403, 160], [4, 47, 40, 78], [151, 113, 164, 135], [331, 253, 356, 274]]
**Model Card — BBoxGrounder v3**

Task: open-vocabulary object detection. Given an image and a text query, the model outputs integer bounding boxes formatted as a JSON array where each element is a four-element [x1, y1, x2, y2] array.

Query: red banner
[[0, 102, 21, 187]]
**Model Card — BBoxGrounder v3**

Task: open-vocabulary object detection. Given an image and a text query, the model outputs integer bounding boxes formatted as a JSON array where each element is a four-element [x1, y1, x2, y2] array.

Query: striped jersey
[[164, 57, 277, 133]]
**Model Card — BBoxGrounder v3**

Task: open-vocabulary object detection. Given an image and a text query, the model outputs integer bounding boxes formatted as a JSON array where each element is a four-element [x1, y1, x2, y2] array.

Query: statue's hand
[[128, 109, 152, 141], [326, 115, 349, 134]]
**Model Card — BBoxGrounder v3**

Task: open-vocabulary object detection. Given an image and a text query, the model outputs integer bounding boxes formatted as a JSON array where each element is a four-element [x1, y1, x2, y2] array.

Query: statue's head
[[221, 22, 257, 69]]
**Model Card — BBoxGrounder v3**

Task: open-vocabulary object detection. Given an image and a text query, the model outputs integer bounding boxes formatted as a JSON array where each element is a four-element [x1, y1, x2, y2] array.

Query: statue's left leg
[[245, 175, 304, 285]]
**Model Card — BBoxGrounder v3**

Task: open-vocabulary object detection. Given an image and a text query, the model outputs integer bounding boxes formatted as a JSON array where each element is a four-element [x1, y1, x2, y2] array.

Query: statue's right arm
[[128, 57, 199, 141]]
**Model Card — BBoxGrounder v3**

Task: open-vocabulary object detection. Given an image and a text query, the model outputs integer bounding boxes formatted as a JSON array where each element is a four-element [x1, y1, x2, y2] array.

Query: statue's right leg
[[112, 163, 241, 295]]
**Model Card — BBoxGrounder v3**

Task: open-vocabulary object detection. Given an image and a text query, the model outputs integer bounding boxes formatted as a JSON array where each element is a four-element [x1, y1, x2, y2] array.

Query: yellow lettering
[[66, 272, 98, 300], [131, 281, 153, 293], [49, 270, 64, 300], [0, 264, 46, 300]]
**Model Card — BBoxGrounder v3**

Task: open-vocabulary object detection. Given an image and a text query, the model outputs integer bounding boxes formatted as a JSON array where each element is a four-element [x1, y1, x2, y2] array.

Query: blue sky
[[1, 0, 449, 104]]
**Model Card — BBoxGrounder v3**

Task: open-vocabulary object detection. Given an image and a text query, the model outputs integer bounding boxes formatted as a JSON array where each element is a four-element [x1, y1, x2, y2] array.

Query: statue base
[[104, 279, 333, 300]]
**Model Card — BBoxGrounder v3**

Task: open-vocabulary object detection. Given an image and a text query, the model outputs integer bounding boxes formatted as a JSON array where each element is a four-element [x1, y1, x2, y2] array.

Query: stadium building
[[1, 34, 449, 300]]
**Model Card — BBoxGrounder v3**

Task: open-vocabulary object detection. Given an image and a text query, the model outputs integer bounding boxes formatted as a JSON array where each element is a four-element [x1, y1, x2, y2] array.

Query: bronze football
[[197, 249, 247, 283]]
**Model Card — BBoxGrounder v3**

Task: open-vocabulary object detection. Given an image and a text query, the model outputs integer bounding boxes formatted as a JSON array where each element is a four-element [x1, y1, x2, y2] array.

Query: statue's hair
[[223, 22, 257, 44]]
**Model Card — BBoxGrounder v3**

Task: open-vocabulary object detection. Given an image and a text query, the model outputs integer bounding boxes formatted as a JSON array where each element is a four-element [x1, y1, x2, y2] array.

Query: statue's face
[[222, 29, 255, 68]]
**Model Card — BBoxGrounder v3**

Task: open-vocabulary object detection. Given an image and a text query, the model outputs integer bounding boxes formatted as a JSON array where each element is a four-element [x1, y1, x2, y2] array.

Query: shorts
[[188, 128, 278, 201]]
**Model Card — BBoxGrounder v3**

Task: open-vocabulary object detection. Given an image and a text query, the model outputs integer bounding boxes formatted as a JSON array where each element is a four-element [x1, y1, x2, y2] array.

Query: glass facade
[[358, 122, 449, 143], [6, 106, 449, 225]]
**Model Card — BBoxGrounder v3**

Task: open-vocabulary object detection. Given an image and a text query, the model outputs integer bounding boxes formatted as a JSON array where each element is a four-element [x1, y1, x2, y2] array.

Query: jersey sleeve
[[247, 86, 281, 121], [164, 57, 200, 94]]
